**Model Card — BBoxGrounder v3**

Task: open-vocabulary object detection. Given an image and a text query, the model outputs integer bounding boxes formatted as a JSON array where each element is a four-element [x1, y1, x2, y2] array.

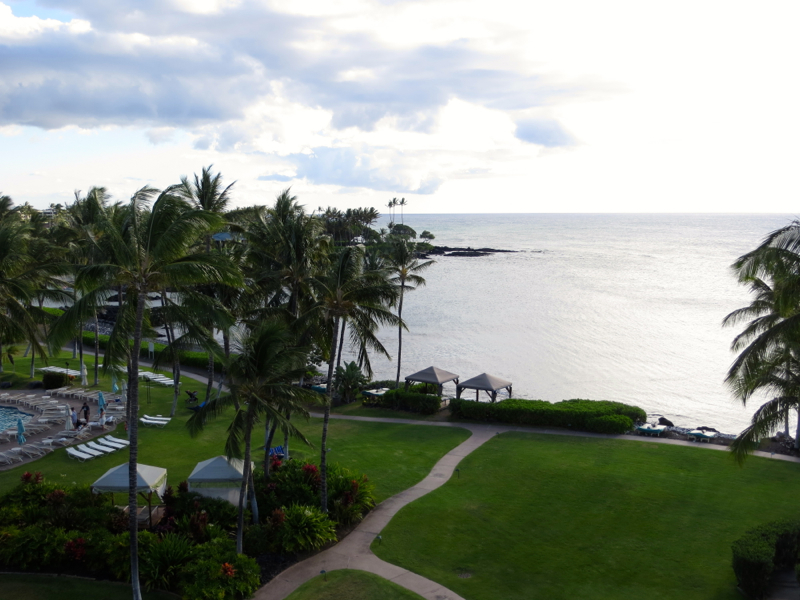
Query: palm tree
[[305, 246, 400, 512], [724, 221, 800, 461], [175, 165, 235, 403], [50, 187, 240, 600], [385, 240, 434, 389], [187, 319, 319, 553]]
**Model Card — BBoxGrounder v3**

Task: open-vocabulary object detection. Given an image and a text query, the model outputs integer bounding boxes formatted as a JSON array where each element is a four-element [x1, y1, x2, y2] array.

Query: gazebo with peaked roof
[[456, 373, 512, 403], [404, 366, 460, 396], [188, 455, 252, 506], [91, 463, 168, 527]]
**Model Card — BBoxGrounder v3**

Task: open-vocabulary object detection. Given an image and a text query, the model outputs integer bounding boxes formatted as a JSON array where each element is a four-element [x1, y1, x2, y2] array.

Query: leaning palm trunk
[[394, 282, 405, 389], [236, 419, 252, 554], [795, 408, 800, 450], [129, 291, 146, 600], [320, 316, 340, 513], [205, 351, 214, 403], [94, 314, 100, 385], [264, 421, 278, 478]]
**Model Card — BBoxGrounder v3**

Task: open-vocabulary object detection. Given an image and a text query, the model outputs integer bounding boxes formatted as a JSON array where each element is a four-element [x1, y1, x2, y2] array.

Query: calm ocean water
[[342, 213, 798, 435]]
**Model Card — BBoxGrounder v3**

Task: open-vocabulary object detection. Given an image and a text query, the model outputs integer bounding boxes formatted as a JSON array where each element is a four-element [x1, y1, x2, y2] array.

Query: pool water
[[0, 406, 33, 431]]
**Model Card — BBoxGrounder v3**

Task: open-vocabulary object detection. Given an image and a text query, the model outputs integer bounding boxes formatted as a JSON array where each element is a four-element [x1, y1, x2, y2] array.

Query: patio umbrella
[[112, 374, 119, 394], [98, 392, 106, 413], [16, 418, 25, 445], [80, 362, 88, 386], [64, 404, 73, 431]]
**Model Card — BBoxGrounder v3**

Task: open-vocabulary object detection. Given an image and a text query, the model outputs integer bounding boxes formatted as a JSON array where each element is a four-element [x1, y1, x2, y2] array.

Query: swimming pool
[[0, 406, 33, 431]]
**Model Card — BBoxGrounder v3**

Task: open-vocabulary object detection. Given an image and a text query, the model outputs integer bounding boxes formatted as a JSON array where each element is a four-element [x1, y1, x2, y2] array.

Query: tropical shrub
[[325, 464, 375, 525], [449, 398, 646, 434], [731, 519, 800, 599], [243, 522, 279, 556], [277, 504, 337, 553], [334, 361, 367, 403], [181, 538, 261, 600], [374, 389, 441, 414], [42, 371, 69, 390], [140, 534, 196, 591]]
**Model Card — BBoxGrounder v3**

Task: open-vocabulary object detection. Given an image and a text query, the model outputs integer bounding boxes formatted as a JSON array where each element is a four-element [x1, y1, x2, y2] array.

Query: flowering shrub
[[277, 504, 337, 553], [20, 471, 43, 485], [64, 537, 87, 563]]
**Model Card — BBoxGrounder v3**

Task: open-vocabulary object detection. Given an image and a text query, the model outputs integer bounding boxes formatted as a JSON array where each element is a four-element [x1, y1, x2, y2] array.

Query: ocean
[[341, 213, 797, 435]]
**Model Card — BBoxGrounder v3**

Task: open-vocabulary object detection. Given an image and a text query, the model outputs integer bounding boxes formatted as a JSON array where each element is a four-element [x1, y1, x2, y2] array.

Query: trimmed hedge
[[449, 398, 645, 434], [731, 519, 800, 599], [371, 389, 442, 415], [41, 371, 69, 390]]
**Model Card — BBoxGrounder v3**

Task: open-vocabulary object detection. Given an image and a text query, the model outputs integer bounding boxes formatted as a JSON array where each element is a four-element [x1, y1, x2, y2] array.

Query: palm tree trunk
[[284, 411, 290, 462], [236, 414, 252, 555], [129, 290, 146, 600], [320, 316, 340, 514], [78, 325, 84, 384], [0, 342, 4, 374], [394, 283, 405, 389], [162, 291, 181, 418], [29, 345, 34, 379], [336, 319, 346, 371], [93, 314, 99, 386], [795, 407, 800, 450], [205, 352, 214, 403], [248, 470, 259, 524], [264, 421, 279, 479]]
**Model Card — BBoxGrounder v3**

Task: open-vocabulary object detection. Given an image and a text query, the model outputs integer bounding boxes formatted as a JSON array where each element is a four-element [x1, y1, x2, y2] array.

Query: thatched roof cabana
[[456, 373, 512, 403], [404, 366, 460, 396]]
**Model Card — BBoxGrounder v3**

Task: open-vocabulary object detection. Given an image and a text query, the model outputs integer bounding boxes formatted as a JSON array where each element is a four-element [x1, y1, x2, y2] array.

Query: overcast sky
[[1, 0, 798, 213]]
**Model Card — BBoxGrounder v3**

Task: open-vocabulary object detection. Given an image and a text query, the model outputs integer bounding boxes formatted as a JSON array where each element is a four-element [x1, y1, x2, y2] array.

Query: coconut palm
[[186, 319, 319, 553], [304, 245, 400, 512], [385, 240, 434, 389], [725, 221, 800, 461], [49, 187, 240, 600]]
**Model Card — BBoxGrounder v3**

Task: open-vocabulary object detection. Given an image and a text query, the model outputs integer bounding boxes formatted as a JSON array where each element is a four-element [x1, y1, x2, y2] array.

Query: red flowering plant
[[64, 538, 87, 563], [220, 562, 237, 578], [270, 455, 282, 470]]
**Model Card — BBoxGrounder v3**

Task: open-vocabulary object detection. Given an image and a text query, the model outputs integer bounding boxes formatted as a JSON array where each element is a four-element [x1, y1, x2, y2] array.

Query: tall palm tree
[[175, 166, 235, 402], [187, 319, 318, 553], [50, 187, 240, 600], [386, 240, 434, 389], [305, 246, 400, 512], [724, 221, 800, 461]]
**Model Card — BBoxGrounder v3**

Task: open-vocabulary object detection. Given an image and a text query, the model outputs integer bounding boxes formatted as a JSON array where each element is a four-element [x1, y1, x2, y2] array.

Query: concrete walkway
[[256, 412, 800, 600]]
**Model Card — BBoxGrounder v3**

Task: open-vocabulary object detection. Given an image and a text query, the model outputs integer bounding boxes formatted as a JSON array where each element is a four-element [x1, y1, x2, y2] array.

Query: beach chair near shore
[[687, 429, 717, 443], [636, 424, 666, 437]]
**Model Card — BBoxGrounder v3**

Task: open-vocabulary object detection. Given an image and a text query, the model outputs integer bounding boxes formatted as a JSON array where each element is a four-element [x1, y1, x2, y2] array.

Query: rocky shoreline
[[425, 245, 518, 257]]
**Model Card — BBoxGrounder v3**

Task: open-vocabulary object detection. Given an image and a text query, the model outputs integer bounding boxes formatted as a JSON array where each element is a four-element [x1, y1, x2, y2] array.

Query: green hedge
[[449, 398, 645, 434], [731, 519, 800, 599], [371, 389, 442, 415], [41, 371, 69, 390], [79, 331, 222, 372]]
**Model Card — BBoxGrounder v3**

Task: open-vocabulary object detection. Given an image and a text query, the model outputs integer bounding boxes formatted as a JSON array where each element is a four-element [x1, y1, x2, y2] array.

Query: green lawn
[[373, 431, 800, 600], [284, 569, 425, 600], [0, 574, 176, 600], [0, 355, 471, 503]]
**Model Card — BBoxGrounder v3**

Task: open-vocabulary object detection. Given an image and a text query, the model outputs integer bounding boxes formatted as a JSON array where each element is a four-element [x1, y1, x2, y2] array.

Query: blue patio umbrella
[[98, 392, 106, 413], [112, 374, 119, 394], [16, 418, 25, 445]]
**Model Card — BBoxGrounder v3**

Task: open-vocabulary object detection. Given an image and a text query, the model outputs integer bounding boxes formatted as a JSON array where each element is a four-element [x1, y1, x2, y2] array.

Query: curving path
[[255, 413, 800, 600]]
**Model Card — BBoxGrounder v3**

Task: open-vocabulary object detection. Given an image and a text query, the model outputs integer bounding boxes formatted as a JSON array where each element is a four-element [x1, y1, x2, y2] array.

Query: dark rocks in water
[[697, 426, 718, 433], [658, 417, 674, 427], [425, 245, 517, 258]]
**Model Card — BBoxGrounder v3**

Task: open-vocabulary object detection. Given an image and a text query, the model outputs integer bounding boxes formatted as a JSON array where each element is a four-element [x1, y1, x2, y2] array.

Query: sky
[[0, 0, 798, 213]]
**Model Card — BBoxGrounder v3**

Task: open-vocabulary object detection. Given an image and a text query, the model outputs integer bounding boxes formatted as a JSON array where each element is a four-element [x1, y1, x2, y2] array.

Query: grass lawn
[[373, 431, 800, 600], [284, 569, 425, 600], [0, 353, 471, 502], [331, 400, 446, 421], [0, 574, 176, 600]]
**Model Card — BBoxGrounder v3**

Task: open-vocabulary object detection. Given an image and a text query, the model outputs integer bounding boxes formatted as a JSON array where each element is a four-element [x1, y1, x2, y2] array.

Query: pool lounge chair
[[687, 429, 717, 442], [143, 414, 170, 421], [66, 447, 94, 461], [95, 438, 124, 451], [76, 444, 104, 457], [86, 441, 116, 454], [0, 451, 23, 464], [104, 435, 130, 446], [140, 418, 168, 428], [269, 445, 285, 458]]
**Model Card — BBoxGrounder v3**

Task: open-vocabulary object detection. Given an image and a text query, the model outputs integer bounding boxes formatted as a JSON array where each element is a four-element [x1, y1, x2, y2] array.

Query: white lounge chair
[[94, 439, 123, 451], [66, 447, 93, 461], [85, 441, 115, 454], [75, 444, 104, 457], [140, 418, 168, 428], [143, 415, 170, 422], [105, 435, 130, 446]]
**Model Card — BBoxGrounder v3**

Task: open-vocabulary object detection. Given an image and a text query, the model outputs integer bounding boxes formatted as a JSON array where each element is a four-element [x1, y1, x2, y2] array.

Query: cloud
[[514, 118, 574, 147], [145, 127, 175, 144], [259, 146, 442, 194]]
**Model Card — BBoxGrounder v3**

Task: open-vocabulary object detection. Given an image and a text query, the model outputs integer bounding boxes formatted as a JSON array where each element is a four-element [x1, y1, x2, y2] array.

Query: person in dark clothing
[[81, 402, 90, 424]]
